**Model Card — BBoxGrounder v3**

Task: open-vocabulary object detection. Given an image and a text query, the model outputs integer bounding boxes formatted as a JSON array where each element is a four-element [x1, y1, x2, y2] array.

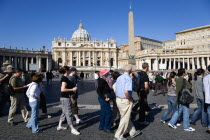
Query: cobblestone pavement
[[0, 78, 209, 140]]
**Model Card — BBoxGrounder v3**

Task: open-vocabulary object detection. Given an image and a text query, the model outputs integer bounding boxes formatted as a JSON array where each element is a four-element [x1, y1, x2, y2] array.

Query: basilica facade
[[52, 22, 118, 71]]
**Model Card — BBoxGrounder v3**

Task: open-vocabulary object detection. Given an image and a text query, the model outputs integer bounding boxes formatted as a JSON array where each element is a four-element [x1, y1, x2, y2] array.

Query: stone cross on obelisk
[[128, 1, 136, 65]]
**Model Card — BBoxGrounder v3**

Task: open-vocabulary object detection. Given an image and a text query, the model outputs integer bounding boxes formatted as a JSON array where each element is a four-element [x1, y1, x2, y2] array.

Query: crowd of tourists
[[94, 63, 210, 140], [0, 62, 210, 139]]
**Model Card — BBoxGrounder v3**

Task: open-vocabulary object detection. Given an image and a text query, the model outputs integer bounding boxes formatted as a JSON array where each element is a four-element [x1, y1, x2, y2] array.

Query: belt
[[116, 96, 127, 99]]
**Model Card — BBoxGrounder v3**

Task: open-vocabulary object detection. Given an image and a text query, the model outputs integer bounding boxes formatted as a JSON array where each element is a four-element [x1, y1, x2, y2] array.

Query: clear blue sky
[[0, 0, 209, 50]]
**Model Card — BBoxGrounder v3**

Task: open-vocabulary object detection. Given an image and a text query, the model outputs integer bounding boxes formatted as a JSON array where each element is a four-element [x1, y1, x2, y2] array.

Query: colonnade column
[[14, 56, 17, 69], [192, 57, 195, 70], [2, 55, 5, 62], [178, 58, 180, 69], [202, 57, 206, 69], [169, 58, 171, 70], [46, 57, 49, 71], [197, 57, 200, 68], [187, 58, 190, 70], [183, 58, 185, 69], [207, 57, 210, 67], [26, 57, 28, 71], [20, 57, 23, 69], [173, 58, 176, 69], [39, 57, 41, 72], [8, 56, 11, 64]]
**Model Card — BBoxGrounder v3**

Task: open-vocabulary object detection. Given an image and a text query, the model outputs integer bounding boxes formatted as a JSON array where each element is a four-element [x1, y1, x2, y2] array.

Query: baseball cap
[[7, 65, 14, 69], [70, 67, 77, 71]]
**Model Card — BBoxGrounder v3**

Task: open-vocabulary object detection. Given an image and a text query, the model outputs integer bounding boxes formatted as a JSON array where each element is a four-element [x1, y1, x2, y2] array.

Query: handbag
[[178, 79, 194, 105], [104, 92, 115, 99]]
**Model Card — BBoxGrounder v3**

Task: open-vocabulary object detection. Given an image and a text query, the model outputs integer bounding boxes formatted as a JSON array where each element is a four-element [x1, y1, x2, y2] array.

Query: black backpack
[[133, 72, 141, 92], [178, 79, 194, 105]]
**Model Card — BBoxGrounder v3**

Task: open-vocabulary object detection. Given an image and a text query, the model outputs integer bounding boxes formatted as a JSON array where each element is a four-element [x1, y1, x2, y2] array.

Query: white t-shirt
[[94, 73, 99, 80]]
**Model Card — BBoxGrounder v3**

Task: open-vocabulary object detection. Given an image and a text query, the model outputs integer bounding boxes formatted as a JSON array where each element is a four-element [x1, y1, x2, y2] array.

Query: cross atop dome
[[79, 20, 84, 29]]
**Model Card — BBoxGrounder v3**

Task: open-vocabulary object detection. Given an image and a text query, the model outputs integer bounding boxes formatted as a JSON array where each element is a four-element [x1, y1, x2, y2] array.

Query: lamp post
[[107, 39, 112, 70]]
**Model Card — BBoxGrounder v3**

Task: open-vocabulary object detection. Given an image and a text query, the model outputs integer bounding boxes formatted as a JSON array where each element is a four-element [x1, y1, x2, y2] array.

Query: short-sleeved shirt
[[60, 76, 74, 98], [139, 71, 149, 90], [116, 73, 132, 99], [10, 76, 25, 94]]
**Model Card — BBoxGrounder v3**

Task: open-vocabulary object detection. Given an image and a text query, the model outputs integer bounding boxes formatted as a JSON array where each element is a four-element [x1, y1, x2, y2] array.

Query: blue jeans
[[207, 105, 210, 128], [161, 96, 177, 121], [26, 101, 40, 133], [169, 104, 190, 129], [98, 97, 112, 130], [190, 98, 207, 126]]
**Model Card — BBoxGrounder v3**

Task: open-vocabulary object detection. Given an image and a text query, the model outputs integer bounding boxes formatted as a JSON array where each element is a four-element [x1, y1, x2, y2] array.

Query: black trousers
[[133, 90, 148, 122], [40, 92, 47, 114], [0, 93, 10, 114]]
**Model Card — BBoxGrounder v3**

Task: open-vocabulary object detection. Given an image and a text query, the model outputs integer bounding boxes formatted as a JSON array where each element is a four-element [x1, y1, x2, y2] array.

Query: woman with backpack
[[168, 68, 195, 131], [190, 69, 207, 127], [160, 71, 177, 123]]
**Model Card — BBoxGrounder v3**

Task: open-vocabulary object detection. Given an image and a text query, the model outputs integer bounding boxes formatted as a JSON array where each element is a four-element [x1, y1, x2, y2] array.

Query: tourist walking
[[57, 66, 80, 135], [0, 65, 13, 117], [168, 68, 195, 131], [160, 71, 177, 123], [111, 71, 121, 127], [94, 71, 100, 89], [114, 64, 141, 140], [137, 63, 150, 124], [203, 65, 210, 134], [190, 68, 207, 126], [96, 68, 113, 133], [80, 71, 84, 80], [153, 73, 164, 96], [39, 74, 52, 118], [68, 67, 84, 125], [46, 70, 53, 86], [7, 68, 29, 125], [26, 74, 42, 133]]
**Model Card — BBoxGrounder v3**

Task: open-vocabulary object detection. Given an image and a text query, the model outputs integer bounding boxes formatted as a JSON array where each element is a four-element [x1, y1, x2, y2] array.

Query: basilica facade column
[[100, 52, 103, 66], [63, 51, 66, 66], [114, 51, 117, 68], [89, 51, 91, 66], [70, 51, 72, 66], [76, 52, 79, 66], [207, 57, 210, 67], [82, 51, 85, 66], [173, 58, 176, 69]]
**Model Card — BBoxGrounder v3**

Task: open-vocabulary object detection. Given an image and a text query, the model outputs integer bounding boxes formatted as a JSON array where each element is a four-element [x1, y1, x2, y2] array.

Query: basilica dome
[[71, 22, 91, 42]]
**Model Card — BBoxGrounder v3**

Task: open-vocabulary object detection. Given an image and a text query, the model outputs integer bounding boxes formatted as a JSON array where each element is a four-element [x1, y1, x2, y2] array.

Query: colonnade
[[0, 54, 51, 72], [138, 56, 210, 71]]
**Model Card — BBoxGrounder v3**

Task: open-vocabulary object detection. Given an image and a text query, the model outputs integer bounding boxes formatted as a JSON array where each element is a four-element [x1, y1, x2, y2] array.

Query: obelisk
[[128, 3, 136, 65]]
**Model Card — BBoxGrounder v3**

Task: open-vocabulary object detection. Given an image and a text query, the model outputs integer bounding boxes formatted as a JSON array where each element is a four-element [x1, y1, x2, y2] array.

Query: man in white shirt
[[203, 65, 210, 134]]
